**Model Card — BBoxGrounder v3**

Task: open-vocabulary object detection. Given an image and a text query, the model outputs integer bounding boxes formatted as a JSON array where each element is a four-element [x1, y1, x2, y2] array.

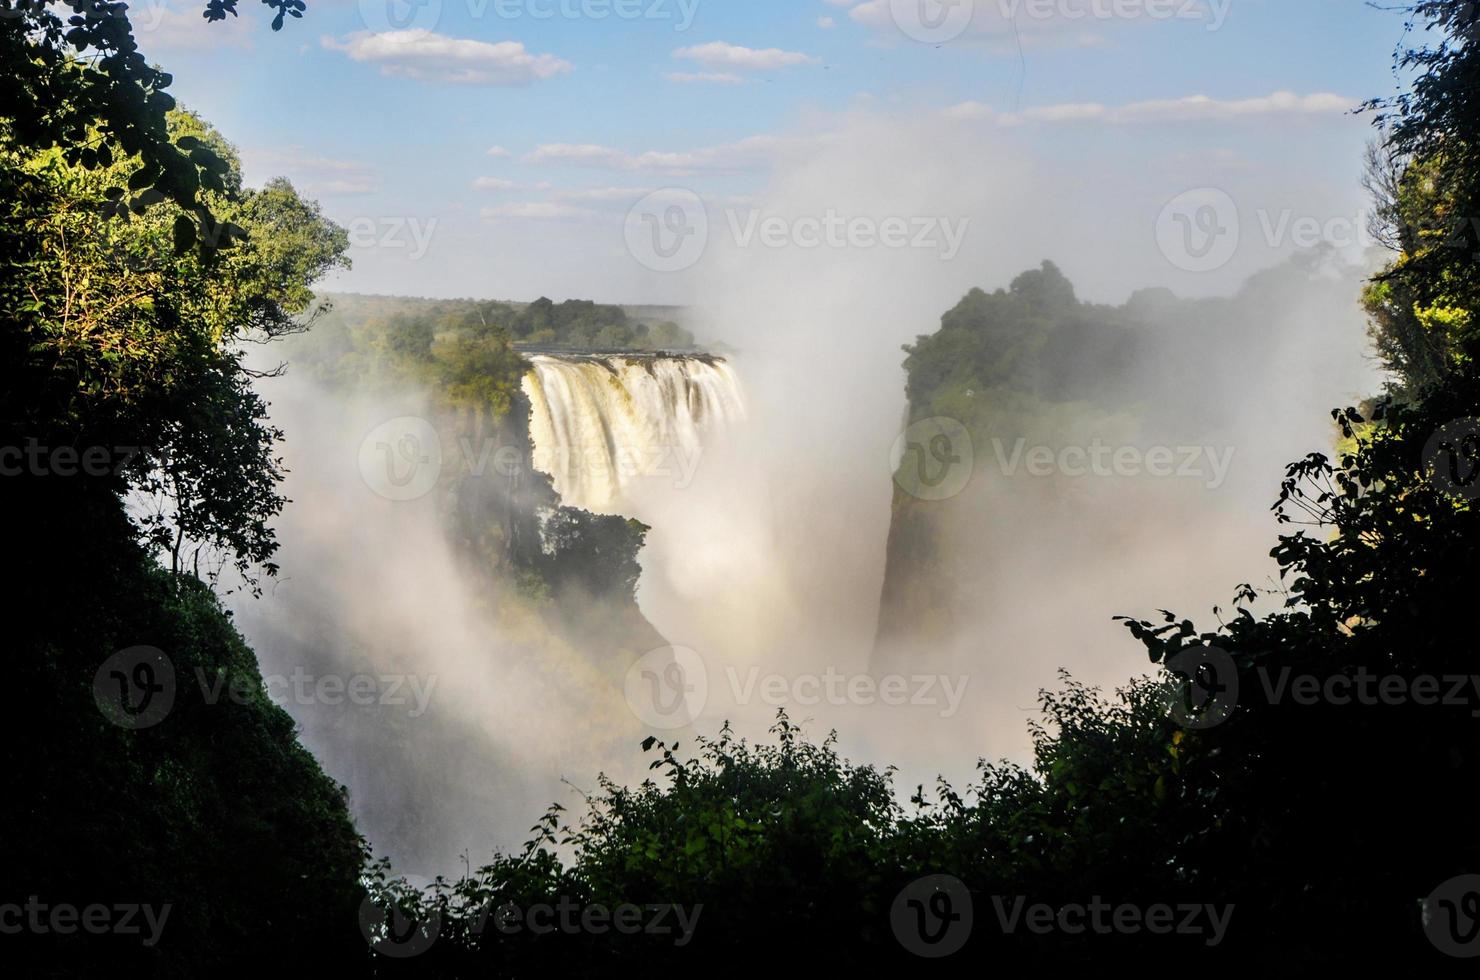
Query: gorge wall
[[226, 304, 747, 875], [870, 258, 1379, 762]]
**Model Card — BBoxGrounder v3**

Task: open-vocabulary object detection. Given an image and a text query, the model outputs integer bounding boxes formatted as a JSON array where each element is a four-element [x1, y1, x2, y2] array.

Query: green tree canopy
[[2, 108, 347, 584]]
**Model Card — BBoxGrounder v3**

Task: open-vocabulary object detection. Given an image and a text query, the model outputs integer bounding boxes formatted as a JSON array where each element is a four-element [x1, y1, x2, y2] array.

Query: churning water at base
[[522, 354, 746, 512]]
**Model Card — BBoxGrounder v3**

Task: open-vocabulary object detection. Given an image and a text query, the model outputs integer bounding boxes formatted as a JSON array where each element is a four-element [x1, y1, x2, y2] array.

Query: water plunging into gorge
[[521, 353, 747, 513]]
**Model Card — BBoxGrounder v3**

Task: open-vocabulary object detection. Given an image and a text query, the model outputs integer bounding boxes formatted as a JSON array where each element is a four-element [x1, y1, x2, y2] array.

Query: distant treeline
[[313, 293, 696, 354]]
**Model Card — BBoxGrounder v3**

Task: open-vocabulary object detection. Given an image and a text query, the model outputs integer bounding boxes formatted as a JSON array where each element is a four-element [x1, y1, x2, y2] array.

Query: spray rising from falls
[[522, 353, 746, 512]]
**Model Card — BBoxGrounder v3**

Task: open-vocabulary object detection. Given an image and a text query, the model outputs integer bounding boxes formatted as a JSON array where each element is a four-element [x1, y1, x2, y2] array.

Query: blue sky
[[131, 0, 1423, 302]]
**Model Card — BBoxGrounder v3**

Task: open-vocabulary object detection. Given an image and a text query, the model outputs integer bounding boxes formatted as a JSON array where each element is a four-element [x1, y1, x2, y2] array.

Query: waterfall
[[522, 353, 746, 512]]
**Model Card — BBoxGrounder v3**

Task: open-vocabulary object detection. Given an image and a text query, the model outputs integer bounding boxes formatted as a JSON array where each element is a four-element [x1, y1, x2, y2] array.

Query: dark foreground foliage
[[6, 488, 369, 977]]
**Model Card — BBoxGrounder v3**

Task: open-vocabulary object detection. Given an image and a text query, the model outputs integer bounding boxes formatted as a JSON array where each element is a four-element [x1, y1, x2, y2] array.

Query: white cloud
[[672, 41, 819, 71], [322, 30, 573, 85], [1105, 91, 1353, 122], [1015, 102, 1109, 123], [552, 186, 653, 203], [943, 91, 1353, 125], [522, 144, 633, 169], [239, 147, 378, 196], [818, 15, 836, 28], [480, 202, 594, 220], [941, 101, 992, 120], [523, 135, 794, 176], [473, 177, 552, 192], [665, 71, 745, 84], [485, 146, 512, 158], [532, 184, 754, 214]]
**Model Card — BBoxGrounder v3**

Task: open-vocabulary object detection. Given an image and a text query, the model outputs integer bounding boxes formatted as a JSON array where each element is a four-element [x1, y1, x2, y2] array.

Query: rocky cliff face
[[870, 258, 1377, 682], [226, 303, 707, 871]]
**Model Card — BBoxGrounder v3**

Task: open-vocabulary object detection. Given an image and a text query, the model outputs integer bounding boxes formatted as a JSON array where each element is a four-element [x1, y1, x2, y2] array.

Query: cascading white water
[[522, 354, 746, 512]]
